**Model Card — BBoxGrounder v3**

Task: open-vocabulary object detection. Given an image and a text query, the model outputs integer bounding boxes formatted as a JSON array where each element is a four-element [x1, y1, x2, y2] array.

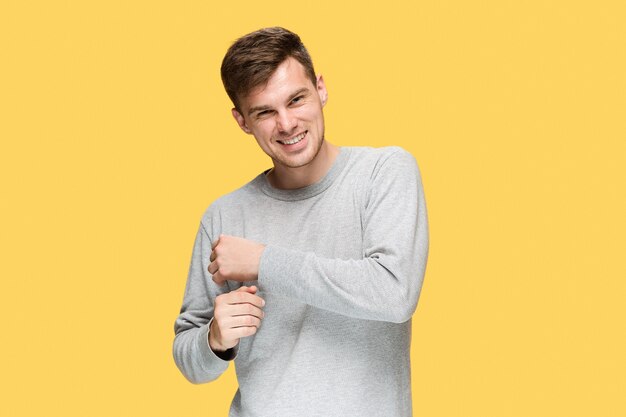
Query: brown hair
[[221, 27, 317, 111]]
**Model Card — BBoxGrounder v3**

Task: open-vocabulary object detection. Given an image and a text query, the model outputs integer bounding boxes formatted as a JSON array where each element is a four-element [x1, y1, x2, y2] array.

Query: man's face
[[232, 57, 328, 172]]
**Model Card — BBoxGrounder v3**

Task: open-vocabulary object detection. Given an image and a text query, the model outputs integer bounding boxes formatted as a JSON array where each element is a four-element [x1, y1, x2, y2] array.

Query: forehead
[[240, 58, 315, 112]]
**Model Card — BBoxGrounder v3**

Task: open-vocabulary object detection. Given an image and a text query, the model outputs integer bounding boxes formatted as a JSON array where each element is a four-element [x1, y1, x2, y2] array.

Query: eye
[[291, 95, 304, 105], [256, 110, 272, 118]]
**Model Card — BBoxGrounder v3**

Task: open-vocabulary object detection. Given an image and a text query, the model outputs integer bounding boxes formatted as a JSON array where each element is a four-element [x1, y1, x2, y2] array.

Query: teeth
[[280, 132, 306, 145]]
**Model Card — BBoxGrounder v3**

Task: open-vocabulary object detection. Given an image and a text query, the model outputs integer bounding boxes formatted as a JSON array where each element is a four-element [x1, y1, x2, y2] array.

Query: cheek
[[299, 104, 323, 122], [294, 106, 313, 118], [251, 126, 276, 149], [255, 120, 277, 138]]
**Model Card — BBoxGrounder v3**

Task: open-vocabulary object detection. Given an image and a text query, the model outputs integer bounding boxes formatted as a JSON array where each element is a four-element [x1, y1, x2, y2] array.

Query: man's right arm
[[173, 223, 233, 384], [173, 221, 265, 384]]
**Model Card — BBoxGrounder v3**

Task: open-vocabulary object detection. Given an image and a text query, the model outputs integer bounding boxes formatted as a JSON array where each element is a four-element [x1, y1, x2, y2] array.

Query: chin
[[278, 156, 314, 169]]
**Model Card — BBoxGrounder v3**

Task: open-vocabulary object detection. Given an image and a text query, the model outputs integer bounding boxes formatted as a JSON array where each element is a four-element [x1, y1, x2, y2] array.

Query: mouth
[[277, 131, 307, 145]]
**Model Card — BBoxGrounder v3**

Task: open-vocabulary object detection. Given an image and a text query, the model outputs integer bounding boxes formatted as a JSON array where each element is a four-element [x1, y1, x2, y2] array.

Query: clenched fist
[[209, 285, 265, 352], [208, 234, 266, 285]]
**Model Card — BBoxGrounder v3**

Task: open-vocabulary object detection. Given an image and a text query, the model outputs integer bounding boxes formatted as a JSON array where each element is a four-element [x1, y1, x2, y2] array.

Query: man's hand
[[208, 234, 265, 285], [209, 285, 265, 352]]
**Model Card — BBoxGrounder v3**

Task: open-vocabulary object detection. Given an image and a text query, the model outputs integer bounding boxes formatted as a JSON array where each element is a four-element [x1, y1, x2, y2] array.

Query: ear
[[231, 108, 252, 134], [316, 75, 328, 107]]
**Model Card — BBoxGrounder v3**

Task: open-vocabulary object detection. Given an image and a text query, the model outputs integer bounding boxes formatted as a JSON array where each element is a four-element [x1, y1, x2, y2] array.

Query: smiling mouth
[[277, 131, 307, 145]]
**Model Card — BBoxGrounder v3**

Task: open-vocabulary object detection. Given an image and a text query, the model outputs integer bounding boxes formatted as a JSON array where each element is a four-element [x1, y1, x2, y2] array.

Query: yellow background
[[1, 1, 624, 416]]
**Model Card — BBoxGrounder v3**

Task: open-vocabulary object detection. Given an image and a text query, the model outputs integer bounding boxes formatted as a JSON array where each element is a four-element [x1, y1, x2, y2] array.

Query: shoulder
[[198, 173, 266, 232], [343, 145, 419, 179]]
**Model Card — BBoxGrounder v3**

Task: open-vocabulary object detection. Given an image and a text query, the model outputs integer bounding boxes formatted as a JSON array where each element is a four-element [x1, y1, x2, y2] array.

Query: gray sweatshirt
[[173, 146, 429, 417]]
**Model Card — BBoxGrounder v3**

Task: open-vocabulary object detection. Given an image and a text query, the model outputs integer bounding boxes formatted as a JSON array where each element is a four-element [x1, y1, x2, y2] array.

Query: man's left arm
[[210, 149, 429, 323]]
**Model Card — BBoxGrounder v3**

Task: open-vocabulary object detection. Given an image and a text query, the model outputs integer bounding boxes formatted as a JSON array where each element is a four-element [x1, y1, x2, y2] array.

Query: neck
[[267, 141, 340, 190]]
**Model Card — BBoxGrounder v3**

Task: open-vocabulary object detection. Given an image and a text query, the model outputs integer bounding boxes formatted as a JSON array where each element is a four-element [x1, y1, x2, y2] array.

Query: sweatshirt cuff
[[198, 318, 238, 363], [259, 245, 305, 299]]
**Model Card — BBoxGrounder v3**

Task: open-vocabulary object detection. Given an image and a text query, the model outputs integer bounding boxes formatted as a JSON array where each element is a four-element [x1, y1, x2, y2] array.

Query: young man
[[173, 27, 429, 417]]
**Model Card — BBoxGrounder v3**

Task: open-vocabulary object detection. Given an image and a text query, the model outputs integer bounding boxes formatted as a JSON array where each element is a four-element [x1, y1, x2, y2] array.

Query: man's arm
[[173, 223, 232, 384], [259, 150, 428, 323], [173, 223, 265, 384], [211, 149, 429, 323]]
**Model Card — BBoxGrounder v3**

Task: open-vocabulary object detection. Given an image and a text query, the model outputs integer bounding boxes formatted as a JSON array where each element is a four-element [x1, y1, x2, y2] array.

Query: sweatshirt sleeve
[[258, 149, 429, 323], [173, 222, 238, 384]]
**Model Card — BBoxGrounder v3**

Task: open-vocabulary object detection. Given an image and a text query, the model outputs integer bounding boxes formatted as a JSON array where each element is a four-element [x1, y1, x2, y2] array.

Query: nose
[[275, 109, 297, 134]]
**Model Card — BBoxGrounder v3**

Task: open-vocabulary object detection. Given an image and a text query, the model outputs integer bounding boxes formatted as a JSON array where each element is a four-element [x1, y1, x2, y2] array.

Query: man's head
[[221, 27, 317, 112], [220, 27, 331, 183]]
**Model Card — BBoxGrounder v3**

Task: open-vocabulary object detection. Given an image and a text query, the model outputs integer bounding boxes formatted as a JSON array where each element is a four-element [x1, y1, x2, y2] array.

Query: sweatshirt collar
[[255, 147, 351, 201]]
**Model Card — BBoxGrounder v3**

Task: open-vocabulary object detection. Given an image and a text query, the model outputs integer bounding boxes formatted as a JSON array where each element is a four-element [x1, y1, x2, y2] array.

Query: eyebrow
[[247, 87, 311, 116]]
